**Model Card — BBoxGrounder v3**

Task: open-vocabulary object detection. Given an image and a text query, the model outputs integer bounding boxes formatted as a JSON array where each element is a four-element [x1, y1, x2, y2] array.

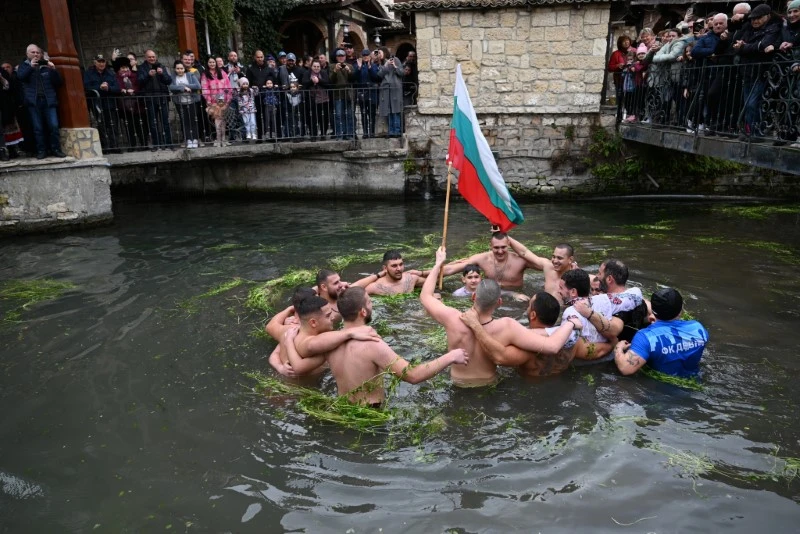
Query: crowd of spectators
[[608, 1, 800, 146], [0, 42, 418, 159]]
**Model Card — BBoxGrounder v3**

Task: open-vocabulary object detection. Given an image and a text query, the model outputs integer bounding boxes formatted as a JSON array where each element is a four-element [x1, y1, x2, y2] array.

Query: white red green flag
[[447, 64, 524, 232]]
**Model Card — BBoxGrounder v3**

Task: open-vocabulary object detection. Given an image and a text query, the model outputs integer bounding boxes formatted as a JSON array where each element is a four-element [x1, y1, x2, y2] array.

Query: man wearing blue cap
[[614, 288, 709, 378], [330, 48, 355, 139]]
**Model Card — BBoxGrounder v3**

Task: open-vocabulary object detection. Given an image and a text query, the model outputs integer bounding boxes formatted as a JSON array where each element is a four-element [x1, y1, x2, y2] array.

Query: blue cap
[[278, 51, 287, 58], [287, 53, 296, 60]]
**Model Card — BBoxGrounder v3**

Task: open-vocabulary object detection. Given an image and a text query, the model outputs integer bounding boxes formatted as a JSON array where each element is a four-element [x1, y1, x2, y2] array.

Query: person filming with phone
[[16, 44, 66, 159]]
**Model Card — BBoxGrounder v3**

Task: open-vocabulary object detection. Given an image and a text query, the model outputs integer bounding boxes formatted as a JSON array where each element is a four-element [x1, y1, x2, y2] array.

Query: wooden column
[[175, 0, 199, 54], [39, 0, 89, 128]]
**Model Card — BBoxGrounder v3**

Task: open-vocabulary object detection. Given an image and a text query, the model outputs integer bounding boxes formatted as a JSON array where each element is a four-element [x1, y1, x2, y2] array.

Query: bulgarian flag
[[448, 64, 524, 232]]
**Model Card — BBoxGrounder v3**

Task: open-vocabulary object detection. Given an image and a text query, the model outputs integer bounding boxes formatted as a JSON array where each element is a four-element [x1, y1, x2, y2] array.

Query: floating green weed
[[372, 292, 419, 310], [246, 268, 316, 313], [343, 224, 377, 234], [716, 205, 800, 220], [254, 244, 279, 253], [371, 319, 395, 337], [0, 279, 75, 321], [693, 236, 729, 244], [328, 251, 385, 272], [178, 278, 250, 314], [640, 367, 704, 391], [207, 243, 245, 252], [247, 372, 392, 431], [738, 240, 800, 264], [623, 220, 676, 231], [423, 325, 448, 353], [594, 235, 635, 242], [584, 374, 595, 386], [647, 444, 714, 479]]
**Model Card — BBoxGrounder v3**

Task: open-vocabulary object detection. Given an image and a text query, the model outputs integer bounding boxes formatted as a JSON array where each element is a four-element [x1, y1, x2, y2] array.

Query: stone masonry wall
[[407, 4, 614, 196], [72, 0, 179, 68], [414, 4, 611, 114]]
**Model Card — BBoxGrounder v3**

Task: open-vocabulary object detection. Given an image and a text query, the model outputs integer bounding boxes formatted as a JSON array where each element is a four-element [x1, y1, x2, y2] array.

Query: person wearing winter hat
[[236, 77, 258, 140], [614, 288, 709, 378]]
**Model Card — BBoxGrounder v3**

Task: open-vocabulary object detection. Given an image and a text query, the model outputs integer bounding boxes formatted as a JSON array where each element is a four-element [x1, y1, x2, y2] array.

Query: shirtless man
[[428, 246, 581, 385], [356, 250, 430, 296], [442, 232, 529, 299], [288, 286, 468, 406], [505, 237, 576, 301], [315, 269, 347, 323], [265, 294, 379, 380], [461, 291, 582, 378]]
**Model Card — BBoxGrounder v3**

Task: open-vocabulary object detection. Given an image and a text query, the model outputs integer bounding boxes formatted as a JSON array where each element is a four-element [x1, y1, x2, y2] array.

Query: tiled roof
[[391, 0, 608, 11]]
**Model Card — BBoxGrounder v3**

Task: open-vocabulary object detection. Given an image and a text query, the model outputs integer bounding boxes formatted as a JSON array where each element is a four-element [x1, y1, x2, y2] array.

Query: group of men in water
[[265, 231, 709, 405]]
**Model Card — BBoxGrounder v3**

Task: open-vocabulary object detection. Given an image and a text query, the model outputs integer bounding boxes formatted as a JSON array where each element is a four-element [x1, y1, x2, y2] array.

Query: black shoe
[[0, 149, 8, 162], [36, 152, 47, 159], [52, 149, 67, 158]]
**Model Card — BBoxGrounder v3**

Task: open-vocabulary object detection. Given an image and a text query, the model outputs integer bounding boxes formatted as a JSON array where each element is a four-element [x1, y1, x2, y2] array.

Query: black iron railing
[[614, 55, 800, 145], [85, 84, 417, 152]]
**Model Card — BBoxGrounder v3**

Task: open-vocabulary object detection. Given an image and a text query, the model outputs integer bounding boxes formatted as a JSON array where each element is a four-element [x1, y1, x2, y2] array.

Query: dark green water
[[1, 199, 799, 532]]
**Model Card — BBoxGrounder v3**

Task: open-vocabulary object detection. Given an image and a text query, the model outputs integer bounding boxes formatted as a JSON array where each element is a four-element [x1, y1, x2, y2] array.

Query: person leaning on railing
[[376, 48, 404, 138], [113, 57, 147, 150], [303, 59, 331, 141], [137, 50, 173, 150], [84, 54, 121, 152], [731, 3, 782, 141]]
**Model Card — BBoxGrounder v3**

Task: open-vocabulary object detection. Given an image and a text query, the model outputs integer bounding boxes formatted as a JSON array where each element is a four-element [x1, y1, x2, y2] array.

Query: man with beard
[[460, 291, 582, 378], [291, 286, 469, 406], [573, 259, 648, 344], [314, 269, 350, 323], [557, 269, 614, 364], [266, 293, 380, 381], [442, 232, 533, 301], [355, 250, 429, 296]]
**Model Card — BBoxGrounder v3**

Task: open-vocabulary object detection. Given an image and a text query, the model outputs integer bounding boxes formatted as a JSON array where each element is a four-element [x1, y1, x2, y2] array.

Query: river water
[[1, 199, 799, 532]]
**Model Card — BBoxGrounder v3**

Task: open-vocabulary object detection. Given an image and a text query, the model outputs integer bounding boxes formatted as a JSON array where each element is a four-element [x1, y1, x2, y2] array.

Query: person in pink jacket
[[201, 57, 231, 104]]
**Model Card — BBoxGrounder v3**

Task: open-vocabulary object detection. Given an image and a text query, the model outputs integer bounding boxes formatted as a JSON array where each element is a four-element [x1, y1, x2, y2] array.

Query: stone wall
[[0, 161, 113, 234], [414, 4, 611, 115], [72, 0, 179, 67]]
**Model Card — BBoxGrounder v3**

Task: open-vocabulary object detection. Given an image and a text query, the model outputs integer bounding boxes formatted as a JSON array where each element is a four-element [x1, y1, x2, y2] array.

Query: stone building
[[392, 0, 616, 196]]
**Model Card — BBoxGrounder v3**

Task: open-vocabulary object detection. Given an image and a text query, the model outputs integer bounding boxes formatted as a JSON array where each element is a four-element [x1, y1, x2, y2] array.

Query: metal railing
[[614, 54, 800, 145], [85, 84, 417, 152]]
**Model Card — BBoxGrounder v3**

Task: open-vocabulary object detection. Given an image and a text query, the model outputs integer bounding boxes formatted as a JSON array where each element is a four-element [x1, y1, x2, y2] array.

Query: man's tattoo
[[626, 352, 639, 367]]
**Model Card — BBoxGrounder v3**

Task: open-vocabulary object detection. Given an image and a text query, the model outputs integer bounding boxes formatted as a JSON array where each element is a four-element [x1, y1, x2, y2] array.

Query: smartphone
[[43, 52, 50, 61]]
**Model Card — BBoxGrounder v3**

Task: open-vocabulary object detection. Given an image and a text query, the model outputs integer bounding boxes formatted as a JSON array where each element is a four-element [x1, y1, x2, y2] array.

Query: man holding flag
[[438, 65, 528, 298]]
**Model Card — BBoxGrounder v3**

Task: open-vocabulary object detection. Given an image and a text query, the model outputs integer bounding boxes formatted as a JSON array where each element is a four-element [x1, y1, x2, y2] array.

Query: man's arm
[[442, 253, 483, 276], [299, 326, 380, 357], [461, 309, 530, 367], [507, 318, 580, 355], [374, 341, 468, 384], [420, 247, 459, 324], [574, 299, 624, 338], [614, 340, 647, 375], [267, 345, 297, 378], [265, 305, 294, 340], [507, 237, 549, 271], [283, 328, 325, 374], [352, 269, 385, 288]]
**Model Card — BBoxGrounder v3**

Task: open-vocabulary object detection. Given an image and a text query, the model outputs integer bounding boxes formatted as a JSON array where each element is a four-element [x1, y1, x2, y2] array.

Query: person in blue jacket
[[16, 44, 66, 159], [614, 288, 709, 378]]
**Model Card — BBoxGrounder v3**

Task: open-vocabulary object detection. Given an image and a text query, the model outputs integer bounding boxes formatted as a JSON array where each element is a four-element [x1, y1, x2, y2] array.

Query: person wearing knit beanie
[[636, 43, 648, 55]]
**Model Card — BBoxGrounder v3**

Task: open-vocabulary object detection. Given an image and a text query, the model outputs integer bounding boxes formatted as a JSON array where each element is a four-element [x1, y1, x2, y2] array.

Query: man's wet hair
[[530, 291, 560, 327], [295, 295, 328, 319], [555, 243, 575, 257], [316, 269, 336, 287], [561, 269, 590, 297], [491, 231, 508, 241], [292, 286, 317, 308], [601, 259, 629, 285], [475, 279, 501, 311], [462, 264, 482, 276], [382, 250, 403, 264], [338, 287, 367, 321]]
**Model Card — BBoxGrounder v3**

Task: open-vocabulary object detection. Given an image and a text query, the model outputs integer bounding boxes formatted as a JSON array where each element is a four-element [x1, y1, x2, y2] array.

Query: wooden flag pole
[[439, 163, 454, 290]]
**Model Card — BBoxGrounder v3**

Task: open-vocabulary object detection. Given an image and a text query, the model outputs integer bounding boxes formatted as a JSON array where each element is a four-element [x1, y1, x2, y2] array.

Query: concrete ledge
[[620, 124, 800, 177], [1, 158, 113, 235]]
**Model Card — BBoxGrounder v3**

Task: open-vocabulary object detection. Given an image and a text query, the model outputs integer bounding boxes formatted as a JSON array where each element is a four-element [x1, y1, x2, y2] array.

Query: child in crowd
[[624, 44, 649, 122], [452, 265, 482, 298], [207, 95, 229, 147], [284, 80, 304, 139], [621, 50, 638, 122], [261, 79, 279, 141], [237, 77, 258, 141]]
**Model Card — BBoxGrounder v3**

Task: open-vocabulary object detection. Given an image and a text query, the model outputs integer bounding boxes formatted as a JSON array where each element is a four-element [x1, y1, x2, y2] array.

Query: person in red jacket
[[608, 35, 632, 121]]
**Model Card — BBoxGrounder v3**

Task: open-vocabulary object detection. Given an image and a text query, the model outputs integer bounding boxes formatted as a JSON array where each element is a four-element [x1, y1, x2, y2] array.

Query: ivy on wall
[[195, 0, 297, 58]]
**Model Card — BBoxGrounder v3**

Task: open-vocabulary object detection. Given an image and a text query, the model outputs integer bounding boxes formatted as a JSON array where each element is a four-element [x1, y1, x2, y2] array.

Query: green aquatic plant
[[716, 204, 800, 220], [0, 279, 76, 322], [246, 268, 317, 312], [207, 243, 246, 252], [371, 319, 395, 337], [622, 220, 676, 231], [247, 371, 392, 431], [693, 236, 729, 245], [739, 241, 800, 264], [342, 224, 377, 234], [423, 325, 448, 353], [254, 244, 280, 253], [177, 277, 251, 314], [372, 292, 419, 311], [328, 251, 385, 272], [639, 367, 704, 391]]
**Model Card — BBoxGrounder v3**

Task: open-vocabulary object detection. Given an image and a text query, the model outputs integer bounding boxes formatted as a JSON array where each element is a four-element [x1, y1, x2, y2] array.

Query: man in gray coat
[[376, 48, 404, 138]]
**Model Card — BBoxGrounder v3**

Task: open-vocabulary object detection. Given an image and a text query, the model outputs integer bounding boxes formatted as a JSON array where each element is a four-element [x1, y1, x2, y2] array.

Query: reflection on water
[[1, 199, 799, 531]]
